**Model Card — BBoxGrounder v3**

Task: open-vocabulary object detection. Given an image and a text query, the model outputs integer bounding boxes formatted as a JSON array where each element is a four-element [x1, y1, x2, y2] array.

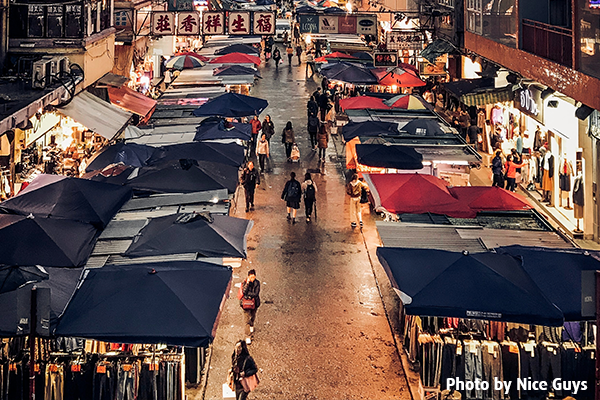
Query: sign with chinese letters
[[202, 12, 225, 35], [152, 12, 176, 35], [373, 52, 398, 67], [253, 12, 276, 35], [299, 15, 319, 33], [319, 16, 338, 33], [228, 12, 251, 35], [177, 12, 200, 35], [356, 15, 377, 35], [386, 31, 423, 50], [168, 0, 193, 11], [338, 16, 356, 34]]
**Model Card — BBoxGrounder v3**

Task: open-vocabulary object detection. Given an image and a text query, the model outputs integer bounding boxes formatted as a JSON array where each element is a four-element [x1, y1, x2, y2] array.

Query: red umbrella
[[210, 53, 261, 66], [372, 67, 426, 87], [174, 51, 210, 62], [398, 62, 419, 75], [314, 51, 357, 62], [339, 96, 390, 111], [449, 186, 533, 212], [363, 173, 475, 218]]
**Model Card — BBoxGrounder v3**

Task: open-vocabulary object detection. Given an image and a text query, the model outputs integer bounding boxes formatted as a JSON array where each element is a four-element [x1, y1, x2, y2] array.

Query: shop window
[[578, 0, 600, 80], [467, 0, 517, 48], [115, 11, 128, 27], [8, 5, 28, 38], [9, 2, 84, 39]]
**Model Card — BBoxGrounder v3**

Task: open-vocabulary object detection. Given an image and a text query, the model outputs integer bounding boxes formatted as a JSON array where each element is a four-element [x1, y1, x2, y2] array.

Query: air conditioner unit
[[52, 56, 70, 77], [31, 58, 53, 89]]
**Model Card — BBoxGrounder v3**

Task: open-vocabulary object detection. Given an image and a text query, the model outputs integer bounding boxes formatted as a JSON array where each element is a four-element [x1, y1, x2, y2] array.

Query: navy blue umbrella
[[125, 212, 253, 258], [85, 143, 156, 172], [147, 142, 245, 167], [497, 246, 600, 321], [0, 175, 132, 228], [402, 119, 447, 136], [341, 120, 399, 141], [192, 93, 268, 118], [56, 261, 232, 347], [0, 265, 48, 294], [377, 247, 564, 326], [255, 0, 274, 5], [296, 5, 316, 13], [194, 118, 252, 141], [352, 51, 374, 61], [213, 65, 261, 78], [323, 6, 346, 13], [355, 144, 423, 170], [320, 62, 377, 84], [215, 44, 259, 55]]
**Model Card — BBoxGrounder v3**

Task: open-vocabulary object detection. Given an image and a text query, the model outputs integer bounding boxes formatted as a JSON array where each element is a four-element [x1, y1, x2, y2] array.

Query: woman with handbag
[[230, 340, 259, 400], [240, 269, 261, 344]]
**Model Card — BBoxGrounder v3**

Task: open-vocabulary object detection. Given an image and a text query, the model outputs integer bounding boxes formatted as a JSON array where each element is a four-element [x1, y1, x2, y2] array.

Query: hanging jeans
[[138, 364, 158, 400], [93, 364, 115, 400], [116, 365, 135, 400], [463, 342, 483, 400], [45, 365, 64, 400]]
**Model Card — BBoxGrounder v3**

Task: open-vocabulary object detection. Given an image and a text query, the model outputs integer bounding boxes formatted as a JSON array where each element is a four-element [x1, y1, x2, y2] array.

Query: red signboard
[[338, 16, 356, 34]]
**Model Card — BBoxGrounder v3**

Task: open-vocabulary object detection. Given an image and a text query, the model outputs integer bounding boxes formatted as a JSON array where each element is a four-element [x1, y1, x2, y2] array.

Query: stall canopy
[[125, 212, 253, 258], [210, 53, 261, 66], [320, 62, 378, 84], [107, 85, 157, 121], [402, 119, 447, 136], [213, 65, 261, 78], [0, 265, 48, 294], [371, 68, 425, 87], [174, 51, 210, 62], [339, 96, 390, 111], [497, 246, 600, 321], [383, 94, 427, 110], [450, 186, 533, 213], [193, 93, 268, 118], [194, 118, 252, 141], [147, 142, 245, 167], [56, 261, 232, 347], [341, 120, 399, 141], [214, 44, 259, 55], [377, 247, 564, 326], [85, 142, 157, 172], [355, 144, 424, 170], [127, 159, 239, 194], [363, 173, 475, 218], [58, 91, 133, 140], [314, 51, 357, 62], [165, 55, 205, 70], [420, 38, 459, 63], [0, 215, 98, 267], [0, 175, 132, 228]]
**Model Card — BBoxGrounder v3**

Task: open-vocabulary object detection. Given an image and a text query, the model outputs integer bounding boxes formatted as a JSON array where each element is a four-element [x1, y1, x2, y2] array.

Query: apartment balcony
[[521, 18, 573, 68]]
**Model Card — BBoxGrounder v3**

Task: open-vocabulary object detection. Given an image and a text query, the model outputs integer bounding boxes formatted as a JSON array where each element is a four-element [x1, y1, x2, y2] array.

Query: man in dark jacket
[[241, 269, 261, 344], [307, 114, 320, 150], [491, 150, 504, 187], [241, 161, 260, 212], [318, 90, 329, 121], [307, 96, 318, 118]]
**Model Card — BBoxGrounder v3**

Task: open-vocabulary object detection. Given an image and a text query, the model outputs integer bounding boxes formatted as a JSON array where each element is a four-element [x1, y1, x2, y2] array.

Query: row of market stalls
[[0, 36, 269, 400]]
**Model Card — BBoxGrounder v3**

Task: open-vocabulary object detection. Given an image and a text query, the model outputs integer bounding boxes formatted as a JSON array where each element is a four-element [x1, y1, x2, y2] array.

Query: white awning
[[58, 91, 132, 140]]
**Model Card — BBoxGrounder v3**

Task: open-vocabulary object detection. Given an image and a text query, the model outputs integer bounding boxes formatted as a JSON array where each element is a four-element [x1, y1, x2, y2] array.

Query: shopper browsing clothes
[[230, 340, 259, 400], [240, 269, 261, 344]]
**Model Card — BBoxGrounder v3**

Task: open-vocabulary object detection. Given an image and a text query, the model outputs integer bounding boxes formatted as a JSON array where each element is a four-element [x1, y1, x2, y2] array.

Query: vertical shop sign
[[177, 12, 200, 35], [515, 86, 543, 124], [253, 12, 276, 35], [299, 14, 319, 33], [338, 16, 356, 34], [65, 4, 83, 37], [47, 5, 64, 38], [228, 12, 251, 35], [168, 0, 193, 11], [202, 12, 225, 35], [386, 31, 423, 50], [28, 5, 45, 37], [319, 16, 338, 33], [356, 15, 377, 35], [151, 12, 176, 35]]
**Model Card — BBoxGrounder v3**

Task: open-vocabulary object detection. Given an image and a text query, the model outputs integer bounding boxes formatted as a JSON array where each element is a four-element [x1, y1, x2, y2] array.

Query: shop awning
[[58, 91, 132, 140], [108, 86, 157, 120], [442, 78, 495, 98], [97, 72, 129, 88], [460, 87, 513, 106], [420, 39, 459, 63], [442, 78, 513, 106]]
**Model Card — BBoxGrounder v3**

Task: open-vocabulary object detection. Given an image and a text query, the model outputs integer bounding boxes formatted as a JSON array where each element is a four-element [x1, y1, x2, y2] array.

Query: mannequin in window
[[533, 126, 545, 151], [541, 147, 554, 204], [559, 154, 574, 209], [573, 171, 584, 220], [490, 104, 503, 126]]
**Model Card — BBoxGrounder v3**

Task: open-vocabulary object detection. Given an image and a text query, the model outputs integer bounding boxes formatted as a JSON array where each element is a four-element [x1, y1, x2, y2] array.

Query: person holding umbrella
[[230, 340, 259, 400]]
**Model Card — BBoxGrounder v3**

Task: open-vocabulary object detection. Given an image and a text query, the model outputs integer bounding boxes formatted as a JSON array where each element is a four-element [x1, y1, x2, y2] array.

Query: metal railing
[[521, 18, 573, 67]]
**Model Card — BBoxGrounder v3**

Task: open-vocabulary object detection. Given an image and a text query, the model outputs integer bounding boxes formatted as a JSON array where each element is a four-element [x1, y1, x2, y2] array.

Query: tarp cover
[[209, 53, 261, 66], [402, 119, 447, 136], [214, 44, 259, 55], [148, 142, 245, 167], [193, 93, 268, 118], [377, 247, 564, 326], [341, 120, 399, 141], [108, 85, 157, 118], [58, 91, 132, 140], [0, 175, 132, 228], [85, 143, 157, 172], [450, 186, 533, 212], [125, 212, 253, 258], [355, 144, 423, 170], [320, 62, 378, 84], [0, 215, 99, 267], [194, 118, 252, 141], [339, 96, 390, 111], [56, 262, 232, 347], [213, 65, 261, 78], [420, 39, 459, 63], [497, 246, 600, 321]]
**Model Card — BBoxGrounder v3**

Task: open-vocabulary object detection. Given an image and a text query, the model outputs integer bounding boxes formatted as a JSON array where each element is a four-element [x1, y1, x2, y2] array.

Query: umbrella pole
[[29, 287, 37, 400]]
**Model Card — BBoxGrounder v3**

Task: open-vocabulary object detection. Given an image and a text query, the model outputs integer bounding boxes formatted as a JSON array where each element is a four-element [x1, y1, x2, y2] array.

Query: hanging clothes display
[[559, 158, 574, 192], [573, 174, 584, 219], [542, 151, 554, 192]]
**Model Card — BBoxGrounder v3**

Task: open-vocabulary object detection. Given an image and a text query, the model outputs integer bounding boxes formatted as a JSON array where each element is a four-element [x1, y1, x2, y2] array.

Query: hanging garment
[[542, 153, 554, 191], [573, 176, 584, 218], [491, 107, 504, 125]]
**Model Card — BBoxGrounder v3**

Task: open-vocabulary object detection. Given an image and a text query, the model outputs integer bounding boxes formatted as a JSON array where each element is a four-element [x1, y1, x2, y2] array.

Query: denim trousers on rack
[[45, 365, 64, 400], [138, 364, 158, 400], [93, 364, 115, 400], [463, 342, 483, 400], [116, 365, 136, 400]]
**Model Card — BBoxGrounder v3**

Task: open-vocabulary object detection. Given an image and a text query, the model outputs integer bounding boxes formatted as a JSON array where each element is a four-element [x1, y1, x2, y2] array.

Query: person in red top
[[504, 154, 526, 192], [249, 115, 262, 156]]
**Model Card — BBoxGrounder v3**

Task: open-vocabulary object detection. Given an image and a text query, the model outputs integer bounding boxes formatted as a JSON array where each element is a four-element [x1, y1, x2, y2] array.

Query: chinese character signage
[[299, 15, 319, 33], [203, 12, 225, 35], [338, 16, 356, 34], [356, 15, 377, 34], [319, 16, 338, 33], [152, 12, 176, 35], [168, 0, 193, 11], [253, 12, 275, 35], [373, 52, 398, 67], [386, 31, 423, 50], [177, 12, 200, 35], [229, 12, 251, 35]]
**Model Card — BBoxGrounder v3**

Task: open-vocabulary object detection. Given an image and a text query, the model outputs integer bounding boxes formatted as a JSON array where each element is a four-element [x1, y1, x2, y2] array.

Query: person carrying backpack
[[302, 172, 317, 223], [281, 171, 301, 224], [307, 114, 320, 150], [346, 173, 369, 228]]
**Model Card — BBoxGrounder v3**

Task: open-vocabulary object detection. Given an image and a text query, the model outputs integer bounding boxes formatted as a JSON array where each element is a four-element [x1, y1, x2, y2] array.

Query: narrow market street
[[196, 52, 411, 400]]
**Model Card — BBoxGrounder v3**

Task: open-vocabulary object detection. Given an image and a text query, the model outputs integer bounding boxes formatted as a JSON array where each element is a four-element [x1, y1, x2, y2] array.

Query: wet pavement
[[191, 49, 411, 399]]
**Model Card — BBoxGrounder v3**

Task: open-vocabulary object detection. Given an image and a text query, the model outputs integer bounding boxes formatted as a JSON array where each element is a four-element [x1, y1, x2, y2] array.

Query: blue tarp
[[194, 118, 252, 141], [341, 120, 399, 141], [85, 142, 157, 172], [193, 93, 268, 118], [401, 119, 448, 137], [320, 62, 377, 84], [147, 142, 245, 167], [355, 144, 423, 170]]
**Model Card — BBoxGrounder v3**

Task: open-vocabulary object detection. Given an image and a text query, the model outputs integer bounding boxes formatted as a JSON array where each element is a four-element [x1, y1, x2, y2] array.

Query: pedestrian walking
[[318, 90, 329, 121], [250, 115, 262, 155], [316, 122, 328, 160], [281, 121, 295, 161], [262, 115, 275, 145], [307, 96, 318, 118], [302, 172, 317, 223], [491, 150, 505, 187], [504, 154, 526, 192], [264, 36, 274, 61], [312, 87, 322, 103], [346, 173, 369, 228], [240, 269, 261, 344], [229, 340, 259, 400], [256, 134, 270, 173], [467, 120, 480, 151], [273, 48, 281, 68], [305, 49, 315, 78], [281, 171, 301, 224], [307, 114, 319, 150], [241, 161, 260, 212], [295, 44, 302, 64], [286, 45, 293, 64]]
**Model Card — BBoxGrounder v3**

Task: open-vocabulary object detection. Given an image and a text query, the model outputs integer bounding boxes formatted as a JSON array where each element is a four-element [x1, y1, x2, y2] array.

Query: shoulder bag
[[240, 373, 260, 393], [241, 298, 255, 310]]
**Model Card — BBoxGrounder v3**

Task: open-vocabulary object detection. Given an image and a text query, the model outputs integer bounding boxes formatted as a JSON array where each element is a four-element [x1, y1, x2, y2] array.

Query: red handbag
[[241, 298, 255, 310]]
